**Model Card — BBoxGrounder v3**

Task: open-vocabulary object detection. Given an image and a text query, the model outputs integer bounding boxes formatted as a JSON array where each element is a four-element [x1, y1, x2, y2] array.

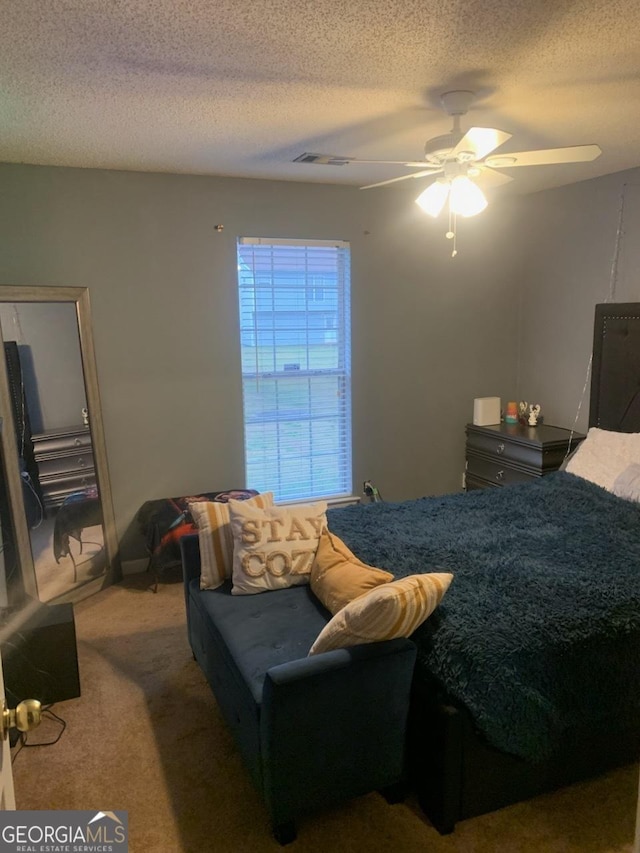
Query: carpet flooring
[[11, 571, 639, 853]]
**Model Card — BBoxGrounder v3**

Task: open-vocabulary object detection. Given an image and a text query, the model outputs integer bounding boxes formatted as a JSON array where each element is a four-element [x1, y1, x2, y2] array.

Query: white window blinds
[[237, 237, 352, 502]]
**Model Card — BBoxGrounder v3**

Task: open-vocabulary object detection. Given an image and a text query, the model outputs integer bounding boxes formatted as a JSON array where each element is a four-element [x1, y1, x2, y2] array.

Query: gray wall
[[517, 167, 640, 432], [0, 163, 523, 556]]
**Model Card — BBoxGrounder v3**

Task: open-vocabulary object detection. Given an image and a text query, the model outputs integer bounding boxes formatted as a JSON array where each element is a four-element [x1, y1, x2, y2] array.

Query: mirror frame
[[0, 285, 119, 601]]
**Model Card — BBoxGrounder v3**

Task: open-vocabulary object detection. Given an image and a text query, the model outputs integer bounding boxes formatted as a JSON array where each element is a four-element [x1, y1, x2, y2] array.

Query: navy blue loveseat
[[180, 533, 417, 843]]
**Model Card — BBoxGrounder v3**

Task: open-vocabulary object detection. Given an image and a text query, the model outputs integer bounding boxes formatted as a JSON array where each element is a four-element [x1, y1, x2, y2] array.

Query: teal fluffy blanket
[[327, 472, 640, 761]]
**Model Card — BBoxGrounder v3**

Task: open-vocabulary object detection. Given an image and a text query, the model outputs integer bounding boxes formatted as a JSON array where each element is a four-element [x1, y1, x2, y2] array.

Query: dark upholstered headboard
[[589, 303, 640, 432]]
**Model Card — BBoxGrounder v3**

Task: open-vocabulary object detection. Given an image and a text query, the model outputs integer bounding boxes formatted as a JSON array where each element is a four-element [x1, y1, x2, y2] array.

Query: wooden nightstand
[[465, 422, 585, 491]]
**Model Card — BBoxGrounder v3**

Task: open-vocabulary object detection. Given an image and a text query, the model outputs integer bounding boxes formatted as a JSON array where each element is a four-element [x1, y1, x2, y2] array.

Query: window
[[237, 237, 351, 502]]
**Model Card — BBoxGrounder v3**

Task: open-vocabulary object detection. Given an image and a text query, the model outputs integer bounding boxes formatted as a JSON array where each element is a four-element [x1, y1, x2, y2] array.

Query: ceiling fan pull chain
[[446, 199, 457, 257]]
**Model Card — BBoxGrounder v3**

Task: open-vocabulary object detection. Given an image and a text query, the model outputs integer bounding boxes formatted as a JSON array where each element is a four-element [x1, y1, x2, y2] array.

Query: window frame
[[236, 237, 352, 503]]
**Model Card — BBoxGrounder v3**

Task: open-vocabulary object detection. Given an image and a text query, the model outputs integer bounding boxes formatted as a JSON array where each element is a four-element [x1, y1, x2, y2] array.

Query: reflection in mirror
[[0, 414, 80, 712], [0, 419, 24, 610], [0, 287, 118, 604]]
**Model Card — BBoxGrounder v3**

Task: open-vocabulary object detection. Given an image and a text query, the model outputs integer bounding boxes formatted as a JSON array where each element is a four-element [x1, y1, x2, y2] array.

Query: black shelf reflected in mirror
[[0, 417, 81, 711]]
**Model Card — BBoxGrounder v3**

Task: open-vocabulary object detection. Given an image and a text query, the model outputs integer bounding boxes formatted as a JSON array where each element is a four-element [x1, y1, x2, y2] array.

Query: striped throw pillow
[[308, 572, 453, 656], [190, 492, 274, 590]]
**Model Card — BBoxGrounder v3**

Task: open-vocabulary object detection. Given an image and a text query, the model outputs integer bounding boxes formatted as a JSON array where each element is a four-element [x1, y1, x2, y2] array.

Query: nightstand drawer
[[32, 428, 92, 455], [37, 452, 95, 478], [466, 430, 543, 468], [466, 455, 539, 487], [465, 473, 499, 491]]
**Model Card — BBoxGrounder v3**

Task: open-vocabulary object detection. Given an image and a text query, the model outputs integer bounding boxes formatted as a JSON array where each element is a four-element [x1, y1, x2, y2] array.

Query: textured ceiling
[[2, 0, 640, 196]]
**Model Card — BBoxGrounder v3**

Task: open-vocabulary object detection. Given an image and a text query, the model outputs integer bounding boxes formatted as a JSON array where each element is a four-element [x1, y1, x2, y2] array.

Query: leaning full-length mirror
[[0, 286, 118, 603]]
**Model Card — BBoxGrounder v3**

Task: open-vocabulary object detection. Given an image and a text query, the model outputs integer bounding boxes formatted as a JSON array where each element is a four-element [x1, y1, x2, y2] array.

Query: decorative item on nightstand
[[504, 401, 518, 424], [473, 397, 501, 426], [528, 404, 541, 426]]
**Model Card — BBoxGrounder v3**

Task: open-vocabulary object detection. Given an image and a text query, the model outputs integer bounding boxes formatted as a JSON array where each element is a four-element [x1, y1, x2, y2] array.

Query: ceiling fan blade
[[349, 159, 442, 169], [485, 144, 602, 168], [294, 152, 440, 169], [473, 166, 515, 188], [450, 128, 512, 161], [360, 170, 443, 190]]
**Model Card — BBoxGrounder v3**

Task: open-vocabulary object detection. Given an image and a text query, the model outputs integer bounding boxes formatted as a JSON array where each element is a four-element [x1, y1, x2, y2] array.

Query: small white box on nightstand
[[473, 397, 501, 426]]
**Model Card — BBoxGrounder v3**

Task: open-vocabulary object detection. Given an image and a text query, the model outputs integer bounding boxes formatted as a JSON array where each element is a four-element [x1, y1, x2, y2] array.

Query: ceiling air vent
[[293, 153, 349, 166]]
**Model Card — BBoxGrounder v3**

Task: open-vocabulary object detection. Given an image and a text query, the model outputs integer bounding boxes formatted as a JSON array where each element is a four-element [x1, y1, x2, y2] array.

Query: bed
[[326, 302, 640, 833]]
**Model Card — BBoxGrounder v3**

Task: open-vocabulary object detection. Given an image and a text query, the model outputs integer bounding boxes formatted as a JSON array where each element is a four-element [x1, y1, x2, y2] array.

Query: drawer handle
[[496, 442, 505, 455], [74, 438, 82, 446], [78, 457, 86, 467], [495, 470, 504, 481]]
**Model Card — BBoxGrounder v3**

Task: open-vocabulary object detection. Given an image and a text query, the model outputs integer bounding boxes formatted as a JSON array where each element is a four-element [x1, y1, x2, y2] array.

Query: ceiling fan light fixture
[[449, 175, 488, 217], [415, 180, 450, 217]]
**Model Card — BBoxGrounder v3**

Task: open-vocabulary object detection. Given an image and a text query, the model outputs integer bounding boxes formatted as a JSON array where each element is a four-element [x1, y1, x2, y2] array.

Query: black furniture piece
[[465, 422, 585, 491], [589, 302, 640, 430], [32, 425, 95, 510], [2, 599, 81, 708], [4, 341, 45, 523]]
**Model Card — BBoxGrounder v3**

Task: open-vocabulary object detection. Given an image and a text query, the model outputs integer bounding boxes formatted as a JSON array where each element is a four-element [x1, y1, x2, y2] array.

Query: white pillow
[[565, 427, 640, 492], [612, 463, 640, 502], [228, 499, 327, 595]]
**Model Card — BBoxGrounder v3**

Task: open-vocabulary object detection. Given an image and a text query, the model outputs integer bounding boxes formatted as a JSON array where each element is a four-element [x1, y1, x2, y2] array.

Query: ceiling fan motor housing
[[424, 91, 476, 163], [424, 133, 462, 164], [440, 90, 476, 116]]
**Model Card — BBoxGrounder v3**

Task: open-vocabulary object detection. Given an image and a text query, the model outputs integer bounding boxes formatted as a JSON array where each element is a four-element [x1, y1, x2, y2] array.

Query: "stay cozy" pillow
[[228, 499, 327, 595]]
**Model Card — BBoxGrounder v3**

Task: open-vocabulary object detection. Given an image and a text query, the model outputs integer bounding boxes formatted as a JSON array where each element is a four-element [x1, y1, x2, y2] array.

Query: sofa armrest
[[265, 638, 413, 686], [260, 638, 417, 825]]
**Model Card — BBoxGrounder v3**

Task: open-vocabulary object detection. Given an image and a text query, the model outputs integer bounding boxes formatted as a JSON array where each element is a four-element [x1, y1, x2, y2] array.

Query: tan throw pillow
[[228, 499, 327, 595], [308, 572, 453, 656], [190, 493, 274, 590], [310, 528, 394, 615]]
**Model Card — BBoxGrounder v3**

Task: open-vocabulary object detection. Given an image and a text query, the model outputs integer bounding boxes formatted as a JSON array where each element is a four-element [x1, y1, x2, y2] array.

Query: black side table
[[465, 422, 585, 491]]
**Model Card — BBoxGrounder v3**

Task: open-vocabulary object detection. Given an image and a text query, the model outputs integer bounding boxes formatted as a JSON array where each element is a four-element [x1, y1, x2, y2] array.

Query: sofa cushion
[[310, 529, 394, 615], [228, 499, 327, 595], [189, 580, 331, 703]]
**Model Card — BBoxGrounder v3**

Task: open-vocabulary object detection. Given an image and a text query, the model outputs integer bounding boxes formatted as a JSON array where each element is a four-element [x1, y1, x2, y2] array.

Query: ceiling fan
[[294, 90, 602, 254]]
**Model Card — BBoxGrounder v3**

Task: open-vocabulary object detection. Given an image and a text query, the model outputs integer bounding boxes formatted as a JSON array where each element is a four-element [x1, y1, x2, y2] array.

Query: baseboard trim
[[121, 557, 149, 576]]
